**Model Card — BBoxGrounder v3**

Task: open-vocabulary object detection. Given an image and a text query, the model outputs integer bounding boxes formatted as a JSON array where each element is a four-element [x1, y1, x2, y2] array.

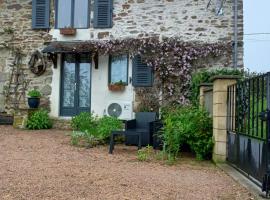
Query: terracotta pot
[[60, 28, 77, 35], [108, 84, 125, 92]]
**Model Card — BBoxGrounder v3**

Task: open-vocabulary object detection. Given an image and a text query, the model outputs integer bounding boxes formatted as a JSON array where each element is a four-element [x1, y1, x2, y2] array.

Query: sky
[[244, 0, 270, 72]]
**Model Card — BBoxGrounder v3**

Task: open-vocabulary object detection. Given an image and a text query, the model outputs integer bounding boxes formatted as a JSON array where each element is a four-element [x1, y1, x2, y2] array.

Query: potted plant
[[108, 80, 126, 92], [60, 27, 76, 35], [27, 89, 41, 108]]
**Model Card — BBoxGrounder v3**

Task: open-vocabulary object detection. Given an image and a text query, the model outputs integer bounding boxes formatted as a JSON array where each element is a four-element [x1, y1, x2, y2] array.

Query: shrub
[[161, 105, 213, 160], [190, 68, 243, 105], [71, 112, 98, 136], [96, 116, 122, 140], [70, 131, 99, 147], [28, 89, 41, 98], [26, 109, 52, 130], [137, 145, 154, 162], [70, 113, 123, 146]]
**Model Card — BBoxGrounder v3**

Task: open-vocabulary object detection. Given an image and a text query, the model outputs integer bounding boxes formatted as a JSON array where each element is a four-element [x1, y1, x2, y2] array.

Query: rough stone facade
[[0, 49, 9, 112], [0, 0, 243, 116]]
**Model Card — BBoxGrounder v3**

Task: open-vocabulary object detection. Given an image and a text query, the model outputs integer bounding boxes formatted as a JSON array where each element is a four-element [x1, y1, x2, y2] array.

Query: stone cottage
[[0, 0, 243, 123]]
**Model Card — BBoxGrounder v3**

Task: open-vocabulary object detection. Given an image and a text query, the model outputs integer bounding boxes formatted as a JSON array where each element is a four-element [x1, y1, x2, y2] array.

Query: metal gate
[[227, 72, 270, 196]]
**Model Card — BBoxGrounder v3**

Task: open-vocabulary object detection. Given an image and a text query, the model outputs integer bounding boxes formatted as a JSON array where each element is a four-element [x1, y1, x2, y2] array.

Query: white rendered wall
[[49, 29, 134, 118], [49, 54, 61, 118], [91, 55, 134, 117]]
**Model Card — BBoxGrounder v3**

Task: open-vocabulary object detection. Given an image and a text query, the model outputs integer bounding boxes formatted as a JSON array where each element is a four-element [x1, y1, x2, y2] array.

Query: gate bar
[[262, 72, 270, 197]]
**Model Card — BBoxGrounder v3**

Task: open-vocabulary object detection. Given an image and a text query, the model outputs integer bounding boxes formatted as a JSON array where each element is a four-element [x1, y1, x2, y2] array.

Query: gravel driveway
[[0, 126, 254, 200]]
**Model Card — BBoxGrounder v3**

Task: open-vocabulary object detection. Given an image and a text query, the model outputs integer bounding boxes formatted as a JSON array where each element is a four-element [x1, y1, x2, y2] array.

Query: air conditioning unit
[[106, 101, 133, 120]]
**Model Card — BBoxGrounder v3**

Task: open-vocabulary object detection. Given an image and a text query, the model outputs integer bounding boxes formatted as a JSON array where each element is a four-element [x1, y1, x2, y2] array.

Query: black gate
[[227, 72, 270, 196]]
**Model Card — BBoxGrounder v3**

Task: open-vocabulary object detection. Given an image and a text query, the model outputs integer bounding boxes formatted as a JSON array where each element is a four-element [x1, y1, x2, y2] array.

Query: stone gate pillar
[[211, 75, 239, 163], [199, 83, 213, 107]]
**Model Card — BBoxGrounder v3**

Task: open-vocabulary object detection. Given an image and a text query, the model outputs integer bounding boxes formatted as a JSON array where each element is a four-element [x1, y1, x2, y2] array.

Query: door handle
[[74, 82, 77, 91]]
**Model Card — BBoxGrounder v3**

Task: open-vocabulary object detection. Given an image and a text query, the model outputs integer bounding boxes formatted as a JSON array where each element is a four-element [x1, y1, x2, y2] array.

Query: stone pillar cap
[[210, 75, 241, 82], [199, 83, 213, 87]]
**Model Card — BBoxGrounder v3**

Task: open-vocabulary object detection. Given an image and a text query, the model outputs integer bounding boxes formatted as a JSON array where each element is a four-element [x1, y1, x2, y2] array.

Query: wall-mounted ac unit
[[106, 101, 133, 120]]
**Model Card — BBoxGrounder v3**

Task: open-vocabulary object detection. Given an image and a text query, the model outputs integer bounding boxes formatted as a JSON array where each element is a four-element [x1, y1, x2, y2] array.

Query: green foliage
[[70, 131, 85, 146], [70, 112, 123, 147], [70, 131, 98, 147], [161, 105, 213, 161], [71, 112, 98, 136], [26, 109, 52, 130], [137, 145, 154, 162], [190, 68, 243, 105], [113, 80, 126, 86], [97, 116, 122, 140], [28, 89, 41, 98]]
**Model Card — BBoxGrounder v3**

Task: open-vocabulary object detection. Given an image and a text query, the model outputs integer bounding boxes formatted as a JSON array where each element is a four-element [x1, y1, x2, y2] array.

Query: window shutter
[[32, 0, 50, 29], [94, 0, 113, 28], [132, 56, 153, 87]]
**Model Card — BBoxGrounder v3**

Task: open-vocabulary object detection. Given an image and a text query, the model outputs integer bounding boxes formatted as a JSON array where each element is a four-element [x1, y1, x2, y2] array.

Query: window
[[109, 55, 128, 85], [56, 0, 89, 29]]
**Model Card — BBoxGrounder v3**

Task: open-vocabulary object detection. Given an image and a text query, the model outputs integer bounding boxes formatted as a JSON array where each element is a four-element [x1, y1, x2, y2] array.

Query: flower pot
[[108, 84, 125, 92], [60, 28, 76, 35], [28, 97, 40, 108]]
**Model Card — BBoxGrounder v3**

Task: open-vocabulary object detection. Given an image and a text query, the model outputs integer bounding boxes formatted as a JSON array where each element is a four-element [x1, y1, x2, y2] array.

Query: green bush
[[70, 131, 99, 147], [28, 89, 41, 98], [26, 109, 52, 130], [71, 112, 98, 136], [161, 105, 213, 160], [97, 116, 122, 140], [137, 145, 154, 162], [190, 68, 243, 105], [70, 112, 123, 146]]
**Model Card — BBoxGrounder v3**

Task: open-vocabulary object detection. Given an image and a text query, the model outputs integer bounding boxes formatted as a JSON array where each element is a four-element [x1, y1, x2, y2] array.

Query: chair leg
[[109, 134, 114, 154], [138, 133, 142, 150]]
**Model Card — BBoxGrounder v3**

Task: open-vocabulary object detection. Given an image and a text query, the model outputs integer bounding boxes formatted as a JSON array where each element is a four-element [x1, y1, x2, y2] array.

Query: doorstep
[[217, 163, 264, 200]]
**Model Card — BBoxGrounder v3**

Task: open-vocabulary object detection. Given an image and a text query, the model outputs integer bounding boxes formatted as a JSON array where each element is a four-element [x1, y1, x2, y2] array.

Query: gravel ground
[[0, 126, 255, 200]]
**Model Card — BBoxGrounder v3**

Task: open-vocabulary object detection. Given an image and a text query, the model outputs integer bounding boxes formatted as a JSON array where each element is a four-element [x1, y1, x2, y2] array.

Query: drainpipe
[[233, 0, 238, 68]]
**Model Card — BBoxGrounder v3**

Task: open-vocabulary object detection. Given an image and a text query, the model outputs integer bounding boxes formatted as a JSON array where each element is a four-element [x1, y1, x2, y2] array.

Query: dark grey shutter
[[132, 56, 153, 87], [94, 0, 113, 28], [32, 0, 50, 29]]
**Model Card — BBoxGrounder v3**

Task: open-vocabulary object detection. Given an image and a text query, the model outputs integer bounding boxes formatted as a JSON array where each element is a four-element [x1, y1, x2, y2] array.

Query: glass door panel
[[79, 63, 91, 108], [61, 55, 76, 116]]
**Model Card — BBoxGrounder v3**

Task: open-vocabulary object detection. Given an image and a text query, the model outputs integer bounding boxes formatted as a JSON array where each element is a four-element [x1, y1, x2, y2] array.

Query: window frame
[[55, 0, 90, 29], [108, 54, 129, 86]]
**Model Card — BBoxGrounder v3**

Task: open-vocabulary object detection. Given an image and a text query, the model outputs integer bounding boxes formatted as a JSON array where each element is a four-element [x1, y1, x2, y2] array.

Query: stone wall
[[0, 48, 9, 112], [199, 75, 239, 162], [92, 0, 239, 41], [0, 0, 53, 113], [0, 0, 243, 115]]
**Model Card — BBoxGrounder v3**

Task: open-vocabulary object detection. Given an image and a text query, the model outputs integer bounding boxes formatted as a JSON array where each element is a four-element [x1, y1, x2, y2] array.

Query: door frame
[[60, 53, 92, 116]]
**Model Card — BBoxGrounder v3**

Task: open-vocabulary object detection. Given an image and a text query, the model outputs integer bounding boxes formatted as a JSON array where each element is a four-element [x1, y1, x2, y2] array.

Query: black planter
[[28, 97, 40, 108]]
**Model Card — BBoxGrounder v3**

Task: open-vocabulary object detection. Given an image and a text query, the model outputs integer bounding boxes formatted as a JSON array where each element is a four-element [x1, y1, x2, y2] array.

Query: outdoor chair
[[109, 112, 158, 154]]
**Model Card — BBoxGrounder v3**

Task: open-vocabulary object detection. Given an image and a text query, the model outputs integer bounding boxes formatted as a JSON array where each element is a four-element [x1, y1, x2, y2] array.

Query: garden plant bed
[[0, 126, 254, 200]]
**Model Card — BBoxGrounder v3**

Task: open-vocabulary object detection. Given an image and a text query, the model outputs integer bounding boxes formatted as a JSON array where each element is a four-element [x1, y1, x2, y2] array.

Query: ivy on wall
[[54, 37, 232, 106]]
